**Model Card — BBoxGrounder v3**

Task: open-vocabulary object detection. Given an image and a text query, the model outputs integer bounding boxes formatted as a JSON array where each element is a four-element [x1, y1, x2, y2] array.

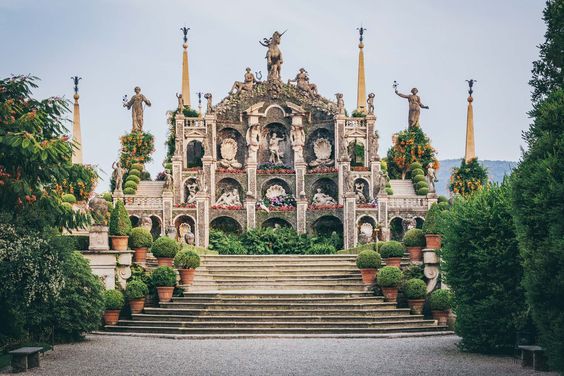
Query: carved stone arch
[[181, 176, 199, 204], [129, 214, 141, 227], [261, 178, 293, 199], [264, 104, 287, 119], [217, 127, 245, 168], [149, 214, 163, 238], [210, 216, 243, 234], [186, 140, 204, 168], [262, 217, 293, 229], [389, 216, 405, 241], [310, 177, 338, 204], [312, 215, 343, 238], [216, 177, 244, 205], [414, 216, 425, 229], [259, 122, 292, 166], [353, 177, 371, 203], [348, 138, 366, 167], [357, 215, 378, 244], [174, 214, 197, 242]]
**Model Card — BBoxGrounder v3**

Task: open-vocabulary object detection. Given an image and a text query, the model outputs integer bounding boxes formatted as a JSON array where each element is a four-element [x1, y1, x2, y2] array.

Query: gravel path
[[6, 334, 554, 376]]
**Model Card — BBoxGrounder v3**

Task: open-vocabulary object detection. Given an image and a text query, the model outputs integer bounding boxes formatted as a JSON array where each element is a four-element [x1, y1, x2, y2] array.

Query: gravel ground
[[4, 334, 554, 376]]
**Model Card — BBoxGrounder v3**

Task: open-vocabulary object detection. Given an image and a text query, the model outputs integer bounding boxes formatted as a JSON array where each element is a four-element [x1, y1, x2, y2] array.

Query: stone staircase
[[106, 255, 448, 337], [135, 181, 165, 196], [389, 179, 416, 196]]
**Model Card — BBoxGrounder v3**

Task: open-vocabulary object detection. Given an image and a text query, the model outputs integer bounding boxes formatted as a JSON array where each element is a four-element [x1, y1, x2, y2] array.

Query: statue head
[[316, 188, 322, 193], [368, 93, 375, 99], [246, 67, 251, 72], [411, 88, 418, 95], [134, 86, 141, 94]]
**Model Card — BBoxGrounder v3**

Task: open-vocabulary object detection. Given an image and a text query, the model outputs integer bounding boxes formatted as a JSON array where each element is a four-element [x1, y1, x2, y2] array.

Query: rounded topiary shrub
[[130, 163, 144, 172], [164, 162, 173, 170], [305, 243, 337, 255], [429, 289, 452, 311], [62, 193, 77, 203], [174, 249, 201, 269], [438, 201, 450, 211], [437, 195, 449, 203], [377, 242, 385, 252], [125, 279, 149, 300], [404, 278, 427, 299], [380, 241, 406, 258], [123, 187, 136, 195], [410, 162, 423, 170], [103, 289, 124, 310], [151, 237, 180, 258], [412, 174, 426, 183], [109, 200, 132, 236], [124, 180, 138, 190], [128, 168, 142, 177], [411, 168, 425, 176], [416, 181, 429, 190], [356, 250, 381, 269], [101, 192, 113, 202], [126, 175, 140, 184], [385, 187, 393, 195], [403, 228, 426, 247], [423, 203, 442, 234], [377, 266, 403, 287], [129, 227, 153, 249], [417, 187, 430, 196], [151, 266, 177, 287]]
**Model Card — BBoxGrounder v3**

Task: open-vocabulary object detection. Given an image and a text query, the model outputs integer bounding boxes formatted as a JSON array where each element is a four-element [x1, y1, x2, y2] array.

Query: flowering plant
[[357, 202, 378, 209], [216, 168, 245, 174], [351, 166, 369, 172], [211, 204, 243, 210], [119, 131, 155, 170], [386, 126, 438, 179], [257, 162, 295, 174], [308, 204, 343, 210], [449, 158, 488, 196], [308, 166, 338, 174]]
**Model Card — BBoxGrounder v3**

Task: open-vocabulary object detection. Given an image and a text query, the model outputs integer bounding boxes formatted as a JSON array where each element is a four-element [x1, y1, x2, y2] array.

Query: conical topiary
[[109, 200, 132, 236]]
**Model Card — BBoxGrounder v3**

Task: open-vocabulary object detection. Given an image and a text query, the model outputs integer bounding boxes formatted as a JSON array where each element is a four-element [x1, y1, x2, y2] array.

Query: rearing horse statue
[[259, 30, 286, 81]]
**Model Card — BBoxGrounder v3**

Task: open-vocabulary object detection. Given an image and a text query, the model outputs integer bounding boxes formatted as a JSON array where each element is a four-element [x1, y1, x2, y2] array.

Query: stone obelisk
[[71, 76, 83, 164], [464, 80, 476, 162], [356, 27, 367, 114], [181, 26, 191, 108]]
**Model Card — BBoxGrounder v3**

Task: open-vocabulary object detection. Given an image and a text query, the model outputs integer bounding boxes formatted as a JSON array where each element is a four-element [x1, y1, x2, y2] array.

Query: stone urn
[[432, 310, 449, 326], [156, 286, 174, 302], [425, 234, 442, 250], [381, 287, 399, 302], [359, 269, 377, 285], [110, 236, 129, 252], [178, 268, 196, 285], [384, 257, 402, 268], [129, 298, 145, 314], [133, 247, 148, 264], [408, 299, 425, 315], [102, 310, 120, 325], [407, 247, 423, 262]]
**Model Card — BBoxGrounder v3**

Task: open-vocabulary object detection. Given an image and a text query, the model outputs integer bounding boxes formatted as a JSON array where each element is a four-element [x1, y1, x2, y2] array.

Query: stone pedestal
[[296, 199, 307, 234], [88, 224, 109, 251], [295, 162, 306, 198], [246, 198, 256, 230], [162, 191, 173, 230], [246, 162, 257, 199], [423, 249, 440, 293], [343, 192, 357, 249], [82, 250, 133, 290]]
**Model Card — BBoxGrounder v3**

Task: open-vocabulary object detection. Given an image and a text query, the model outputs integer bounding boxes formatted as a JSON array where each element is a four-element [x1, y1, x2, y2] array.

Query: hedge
[[305, 243, 336, 255], [417, 187, 429, 196], [412, 174, 426, 183]]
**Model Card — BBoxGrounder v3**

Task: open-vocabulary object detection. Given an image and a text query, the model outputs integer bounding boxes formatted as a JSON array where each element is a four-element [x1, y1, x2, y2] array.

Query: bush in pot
[[429, 289, 452, 326], [422, 203, 442, 249], [151, 237, 180, 266], [356, 250, 382, 285], [129, 227, 153, 264], [103, 289, 124, 325], [379, 241, 405, 267], [125, 279, 149, 314], [404, 278, 427, 314], [403, 228, 426, 262], [108, 200, 132, 251], [174, 248, 201, 285], [377, 266, 403, 302], [151, 266, 177, 302]]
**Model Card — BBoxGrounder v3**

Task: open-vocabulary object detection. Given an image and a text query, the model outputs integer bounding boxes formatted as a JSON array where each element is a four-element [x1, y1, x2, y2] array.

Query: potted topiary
[[174, 248, 201, 285], [151, 266, 177, 302], [102, 289, 124, 325], [355, 250, 382, 285], [404, 278, 427, 314], [429, 289, 452, 326], [403, 228, 426, 262], [125, 279, 149, 314], [129, 227, 153, 264], [422, 203, 442, 249], [108, 200, 132, 251], [377, 266, 403, 302], [151, 237, 180, 266], [379, 241, 405, 267]]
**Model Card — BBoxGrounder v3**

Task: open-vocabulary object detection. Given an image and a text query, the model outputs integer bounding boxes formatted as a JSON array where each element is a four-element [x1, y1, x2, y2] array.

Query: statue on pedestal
[[354, 181, 367, 203], [260, 31, 285, 81], [123, 86, 151, 132], [246, 124, 261, 163], [163, 169, 174, 191], [112, 160, 124, 193], [312, 188, 337, 205], [367, 93, 375, 115], [204, 93, 213, 113], [290, 123, 305, 160], [176, 93, 183, 113], [427, 164, 437, 193], [268, 132, 284, 164], [231, 68, 259, 94], [370, 131, 379, 161], [289, 68, 318, 97], [335, 93, 345, 115], [394, 85, 429, 128], [179, 223, 195, 245]]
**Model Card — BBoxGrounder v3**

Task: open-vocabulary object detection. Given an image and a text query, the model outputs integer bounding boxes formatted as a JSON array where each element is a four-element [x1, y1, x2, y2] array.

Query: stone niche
[[216, 128, 245, 169], [215, 177, 244, 205], [305, 127, 334, 167], [353, 177, 370, 203], [310, 177, 338, 203], [258, 122, 293, 166]]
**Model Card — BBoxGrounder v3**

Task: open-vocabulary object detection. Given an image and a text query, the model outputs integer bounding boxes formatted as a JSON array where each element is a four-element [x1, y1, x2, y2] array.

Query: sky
[[0, 0, 546, 190]]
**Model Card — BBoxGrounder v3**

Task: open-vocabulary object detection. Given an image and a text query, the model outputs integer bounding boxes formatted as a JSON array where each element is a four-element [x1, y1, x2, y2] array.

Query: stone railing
[[124, 196, 162, 210], [387, 196, 428, 210], [176, 117, 205, 128], [344, 118, 367, 127]]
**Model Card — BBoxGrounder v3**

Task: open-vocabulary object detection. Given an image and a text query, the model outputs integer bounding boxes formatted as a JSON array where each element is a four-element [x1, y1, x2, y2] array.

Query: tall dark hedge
[[440, 182, 526, 353]]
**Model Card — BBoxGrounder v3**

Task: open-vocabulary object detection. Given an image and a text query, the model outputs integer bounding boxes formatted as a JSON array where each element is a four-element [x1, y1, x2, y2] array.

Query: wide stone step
[[192, 275, 362, 282], [131, 313, 420, 322], [201, 256, 357, 260], [181, 292, 375, 299], [159, 302, 392, 310], [172, 297, 383, 304], [200, 268, 360, 275], [200, 262, 358, 268], [183, 284, 366, 292], [199, 266, 360, 272], [142, 307, 407, 317]]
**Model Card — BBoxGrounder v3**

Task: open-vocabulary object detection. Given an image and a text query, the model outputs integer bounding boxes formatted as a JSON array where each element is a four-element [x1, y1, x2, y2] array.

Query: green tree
[[440, 182, 525, 353], [449, 158, 489, 196]]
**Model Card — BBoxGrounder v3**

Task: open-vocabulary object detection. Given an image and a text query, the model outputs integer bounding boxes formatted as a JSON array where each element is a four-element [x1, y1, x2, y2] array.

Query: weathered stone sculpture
[[216, 188, 242, 207], [231, 68, 258, 94], [427, 164, 437, 193], [343, 168, 354, 193], [335, 93, 345, 115], [123, 86, 151, 132], [290, 123, 305, 160], [179, 223, 195, 245], [219, 138, 243, 169], [260, 31, 285, 81], [370, 131, 379, 161], [140, 216, 152, 232], [268, 132, 284, 164], [184, 178, 199, 203], [112, 160, 124, 194], [311, 188, 337, 205], [204, 93, 213, 113], [358, 222, 373, 244], [246, 124, 261, 163], [88, 196, 109, 225], [163, 169, 174, 191], [395, 87, 429, 128], [367, 93, 375, 115], [309, 138, 334, 168], [176, 93, 183, 113], [289, 68, 318, 97], [354, 181, 367, 203]]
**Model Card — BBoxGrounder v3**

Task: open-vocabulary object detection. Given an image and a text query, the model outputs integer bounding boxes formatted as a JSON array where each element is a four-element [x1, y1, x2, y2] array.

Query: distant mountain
[[435, 159, 518, 196]]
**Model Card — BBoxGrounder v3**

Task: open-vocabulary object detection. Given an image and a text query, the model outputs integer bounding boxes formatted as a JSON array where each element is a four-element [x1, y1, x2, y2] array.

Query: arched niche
[[217, 128, 245, 168], [262, 218, 293, 229], [258, 123, 292, 166], [173, 214, 196, 242], [353, 178, 370, 203], [305, 128, 334, 166], [186, 140, 204, 168], [215, 178, 244, 205], [150, 215, 162, 239], [390, 216, 405, 241], [415, 217, 425, 229], [310, 177, 338, 203], [348, 139, 365, 167], [182, 177, 200, 203], [129, 215, 140, 228], [357, 215, 377, 244], [312, 215, 343, 238], [210, 216, 243, 235], [261, 178, 293, 199]]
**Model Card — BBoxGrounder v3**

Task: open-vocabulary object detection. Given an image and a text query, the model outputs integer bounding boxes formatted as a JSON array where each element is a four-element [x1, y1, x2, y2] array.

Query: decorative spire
[[464, 79, 477, 163], [356, 26, 367, 114], [70, 76, 83, 164], [180, 26, 191, 108]]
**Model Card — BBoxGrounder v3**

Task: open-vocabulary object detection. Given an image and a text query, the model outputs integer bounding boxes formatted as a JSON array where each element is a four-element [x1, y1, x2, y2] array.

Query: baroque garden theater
[[112, 29, 438, 250]]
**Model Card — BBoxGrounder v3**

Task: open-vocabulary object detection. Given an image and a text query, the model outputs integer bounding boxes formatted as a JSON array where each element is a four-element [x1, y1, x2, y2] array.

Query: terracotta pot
[[129, 298, 145, 314], [408, 299, 425, 315], [359, 269, 377, 285], [157, 257, 173, 267], [385, 257, 402, 267], [407, 247, 423, 262], [178, 268, 196, 285], [110, 236, 129, 251], [425, 234, 442, 250], [432, 310, 449, 326], [133, 247, 148, 264], [156, 286, 175, 302], [102, 310, 120, 325], [381, 287, 399, 302]]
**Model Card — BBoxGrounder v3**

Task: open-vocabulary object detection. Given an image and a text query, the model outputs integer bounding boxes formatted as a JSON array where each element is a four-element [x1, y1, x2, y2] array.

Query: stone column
[[295, 162, 306, 198], [172, 155, 183, 205], [343, 192, 357, 249], [370, 161, 381, 199], [247, 162, 258, 199], [162, 191, 173, 231], [195, 194, 209, 248], [366, 114, 378, 162], [378, 193, 389, 240], [296, 199, 307, 234], [245, 197, 256, 230]]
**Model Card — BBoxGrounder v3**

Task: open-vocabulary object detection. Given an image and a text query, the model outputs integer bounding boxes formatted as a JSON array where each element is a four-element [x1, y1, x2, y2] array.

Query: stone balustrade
[[344, 118, 367, 127], [388, 196, 428, 209], [124, 195, 163, 210], [175, 117, 205, 127]]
